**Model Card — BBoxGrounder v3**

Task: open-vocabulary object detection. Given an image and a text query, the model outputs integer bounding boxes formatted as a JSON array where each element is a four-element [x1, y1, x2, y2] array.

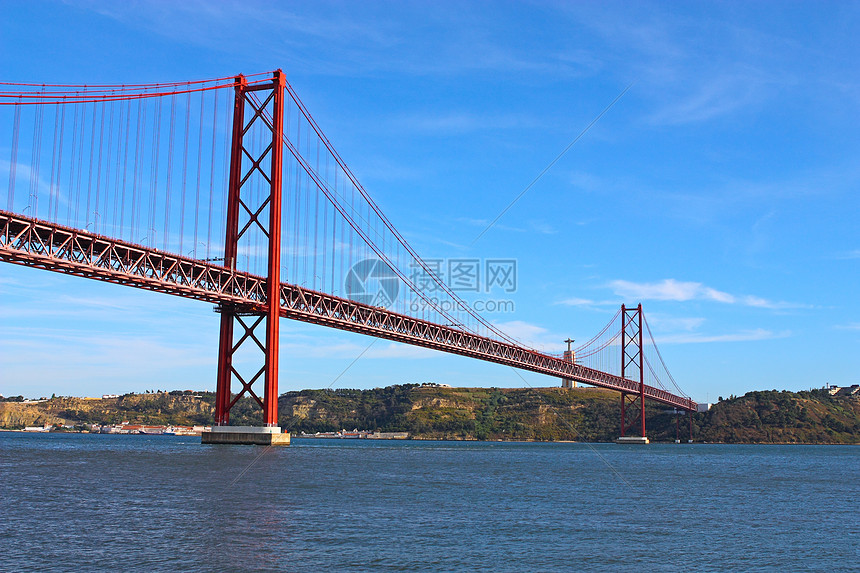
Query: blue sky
[[1, 1, 858, 402]]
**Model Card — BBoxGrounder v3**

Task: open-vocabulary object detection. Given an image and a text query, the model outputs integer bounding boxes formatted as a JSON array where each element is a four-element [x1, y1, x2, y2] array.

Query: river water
[[0, 433, 857, 572]]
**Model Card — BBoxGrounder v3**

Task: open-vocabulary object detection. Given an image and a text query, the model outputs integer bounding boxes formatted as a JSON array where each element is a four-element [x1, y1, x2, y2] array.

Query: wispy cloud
[[835, 323, 860, 331], [555, 297, 618, 311], [366, 343, 437, 359], [352, 157, 426, 183], [565, 162, 860, 230], [557, 297, 596, 307], [608, 279, 808, 310], [282, 338, 436, 360], [74, 2, 598, 79], [560, 3, 802, 126], [0, 328, 214, 380], [645, 314, 706, 332], [646, 71, 773, 126], [455, 216, 556, 236], [656, 329, 790, 345], [507, 308, 785, 348], [492, 320, 566, 352], [610, 279, 733, 303], [835, 250, 860, 260], [391, 111, 541, 135]]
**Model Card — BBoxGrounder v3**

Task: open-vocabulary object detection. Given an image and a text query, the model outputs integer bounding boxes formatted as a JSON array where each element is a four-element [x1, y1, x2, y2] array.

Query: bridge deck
[[0, 210, 696, 411]]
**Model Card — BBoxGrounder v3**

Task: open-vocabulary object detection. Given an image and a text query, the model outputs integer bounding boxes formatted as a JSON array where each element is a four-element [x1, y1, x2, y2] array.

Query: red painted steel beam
[[0, 210, 698, 412], [263, 70, 285, 426], [620, 392, 626, 438], [638, 303, 645, 438], [216, 70, 284, 426], [215, 74, 248, 426]]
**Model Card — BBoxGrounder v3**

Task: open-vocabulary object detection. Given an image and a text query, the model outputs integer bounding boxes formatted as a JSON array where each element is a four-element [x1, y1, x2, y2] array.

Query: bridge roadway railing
[[0, 210, 696, 412]]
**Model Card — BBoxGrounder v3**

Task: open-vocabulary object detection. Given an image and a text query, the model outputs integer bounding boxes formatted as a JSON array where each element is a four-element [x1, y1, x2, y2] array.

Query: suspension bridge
[[0, 71, 696, 445]]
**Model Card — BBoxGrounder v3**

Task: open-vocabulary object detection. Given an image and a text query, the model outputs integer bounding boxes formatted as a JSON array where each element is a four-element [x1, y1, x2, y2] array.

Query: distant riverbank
[[2, 385, 858, 444]]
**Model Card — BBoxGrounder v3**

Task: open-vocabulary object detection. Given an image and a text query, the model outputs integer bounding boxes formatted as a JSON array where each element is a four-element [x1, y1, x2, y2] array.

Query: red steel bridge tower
[[615, 303, 693, 444], [208, 71, 288, 444], [619, 304, 647, 443]]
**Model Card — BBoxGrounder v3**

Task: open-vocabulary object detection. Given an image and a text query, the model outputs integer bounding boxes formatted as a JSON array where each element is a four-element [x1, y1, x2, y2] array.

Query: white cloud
[[528, 221, 557, 235], [646, 71, 772, 126], [455, 216, 556, 236], [493, 320, 566, 352], [366, 343, 436, 359], [555, 297, 619, 311], [0, 328, 214, 386], [610, 278, 733, 302], [558, 297, 595, 307], [836, 250, 860, 260], [645, 314, 705, 332], [282, 338, 436, 360], [655, 329, 790, 345], [608, 279, 806, 309], [75, 2, 593, 79], [392, 111, 541, 135]]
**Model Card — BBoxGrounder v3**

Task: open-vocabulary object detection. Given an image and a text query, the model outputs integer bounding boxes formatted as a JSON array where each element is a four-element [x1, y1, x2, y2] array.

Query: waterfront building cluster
[[21, 422, 210, 435], [297, 429, 409, 439]]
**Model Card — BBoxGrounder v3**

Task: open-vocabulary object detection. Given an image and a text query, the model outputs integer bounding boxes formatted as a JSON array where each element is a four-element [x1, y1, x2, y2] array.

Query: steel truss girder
[[0, 209, 697, 412], [0, 211, 266, 306]]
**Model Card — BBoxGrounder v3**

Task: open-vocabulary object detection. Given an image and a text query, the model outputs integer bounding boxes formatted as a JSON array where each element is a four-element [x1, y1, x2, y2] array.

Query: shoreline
[[3, 429, 857, 446]]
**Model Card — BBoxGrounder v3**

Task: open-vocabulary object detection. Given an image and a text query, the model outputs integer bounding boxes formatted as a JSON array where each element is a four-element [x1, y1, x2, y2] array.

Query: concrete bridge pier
[[202, 426, 290, 446]]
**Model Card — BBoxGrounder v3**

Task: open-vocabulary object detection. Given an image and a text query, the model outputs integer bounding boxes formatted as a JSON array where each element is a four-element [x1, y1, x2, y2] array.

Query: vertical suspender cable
[[131, 98, 143, 241], [334, 163, 341, 295], [29, 88, 45, 217], [94, 97, 106, 233], [312, 138, 320, 288], [104, 98, 115, 235], [111, 97, 123, 237], [300, 119, 309, 283], [118, 91, 130, 239], [206, 89, 218, 260], [292, 119, 301, 281], [54, 99, 66, 223], [179, 90, 191, 255], [321, 150, 329, 292], [193, 90, 204, 258], [220, 87, 230, 262], [286, 102, 298, 282], [66, 99, 79, 224], [86, 99, 96, 229], [74, 97, 86, 226], [149, 95, 162, 247], [48, 102, 60, 220], [6, 98, 21, 211], [164, 93, 176, 251]]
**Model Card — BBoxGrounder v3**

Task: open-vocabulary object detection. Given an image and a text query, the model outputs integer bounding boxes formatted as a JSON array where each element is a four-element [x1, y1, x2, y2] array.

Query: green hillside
[[2, 385, 858, 444], [697, 389, 860, 443]]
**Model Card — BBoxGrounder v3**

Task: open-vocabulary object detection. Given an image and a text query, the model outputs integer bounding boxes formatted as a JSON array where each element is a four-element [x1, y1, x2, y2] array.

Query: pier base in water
[[202, 426, 290, 446], [615, 436, 649, 445]]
